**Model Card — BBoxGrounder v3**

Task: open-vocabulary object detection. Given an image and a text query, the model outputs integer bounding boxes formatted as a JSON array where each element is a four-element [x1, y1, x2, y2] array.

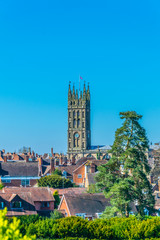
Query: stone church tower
[[67, 82, 91, 159]]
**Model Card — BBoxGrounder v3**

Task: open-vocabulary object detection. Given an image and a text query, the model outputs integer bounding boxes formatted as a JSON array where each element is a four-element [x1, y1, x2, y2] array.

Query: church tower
[[67, 82, 91, 159]]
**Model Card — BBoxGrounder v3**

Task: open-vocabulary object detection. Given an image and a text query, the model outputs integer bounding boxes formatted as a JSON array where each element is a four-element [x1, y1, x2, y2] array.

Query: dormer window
[[41, 202, 50, 208], [11, 201, 22, 209]]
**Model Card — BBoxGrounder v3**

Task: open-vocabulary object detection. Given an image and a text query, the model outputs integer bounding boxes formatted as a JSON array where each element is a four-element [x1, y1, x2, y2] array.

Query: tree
[[51, 168, 62, 176], [95, 111, 155, 217], [0, 208, 35, 240], [53, 190, 61, 208], [37, 175, 73, 188], [50, 209, 63, 219]]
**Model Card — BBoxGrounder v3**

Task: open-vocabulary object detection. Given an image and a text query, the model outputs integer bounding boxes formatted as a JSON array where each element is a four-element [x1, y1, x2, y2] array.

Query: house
[[58, 193, 111, 219], [72, 159, 107, 187], [0, 187, 55, 217], [0, 162, 40, 187]]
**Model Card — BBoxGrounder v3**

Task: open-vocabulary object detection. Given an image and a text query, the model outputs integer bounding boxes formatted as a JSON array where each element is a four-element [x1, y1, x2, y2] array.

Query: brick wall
[[59, 197, 70, 217], [73, 165, 85, 186]]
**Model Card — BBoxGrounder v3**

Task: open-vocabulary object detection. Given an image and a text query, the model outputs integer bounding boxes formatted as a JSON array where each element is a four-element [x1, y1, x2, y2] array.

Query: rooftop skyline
[[0, 0, 160, 154]]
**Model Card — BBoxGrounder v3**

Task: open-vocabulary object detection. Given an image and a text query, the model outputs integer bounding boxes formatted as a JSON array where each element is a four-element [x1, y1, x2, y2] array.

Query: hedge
[[37, 175, 73, 188], [15, 215, 160, 239]]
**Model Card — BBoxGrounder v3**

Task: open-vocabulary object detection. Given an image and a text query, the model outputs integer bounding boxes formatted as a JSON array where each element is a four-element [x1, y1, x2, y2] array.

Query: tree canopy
[[95, 111, 155, 217]]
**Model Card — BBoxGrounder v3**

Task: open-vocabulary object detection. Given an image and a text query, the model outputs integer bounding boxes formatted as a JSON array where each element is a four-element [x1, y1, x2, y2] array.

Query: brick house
[[0, 187, 55, 217], [0, 162, 40, 187], [58, 193, 111, 219], [72, 160, 107, 187]]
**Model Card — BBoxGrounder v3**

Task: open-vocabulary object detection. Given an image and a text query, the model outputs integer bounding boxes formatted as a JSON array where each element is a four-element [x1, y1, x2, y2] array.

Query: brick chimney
[[51, 148, 54, 157], [60, 155, 63, 165], [50, 158, 55, 173], [3, 156, 7, 163], [32, 151, 35, 157], [25, 155, 29, 162]]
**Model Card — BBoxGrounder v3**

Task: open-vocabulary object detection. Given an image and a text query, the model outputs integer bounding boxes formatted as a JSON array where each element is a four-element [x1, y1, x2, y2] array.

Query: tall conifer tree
[[95, 111, 155, 217]]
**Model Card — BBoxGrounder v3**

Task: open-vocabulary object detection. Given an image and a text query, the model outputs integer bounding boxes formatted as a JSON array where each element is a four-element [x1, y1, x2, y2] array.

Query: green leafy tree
[[53, 190, 61, 208], [37, 175, 73, 188], [51, 168, 62, 176], [95, 111, 155, 217], [50, 209, 63, 219], [0, 208, 35, 240]]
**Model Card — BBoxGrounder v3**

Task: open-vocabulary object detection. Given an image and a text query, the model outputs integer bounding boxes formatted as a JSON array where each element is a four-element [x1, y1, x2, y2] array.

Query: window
[[77, 119, 80, 128], [21, 179, 30, 186], [69, 133, 71, 138], [82, 122, 84, 128], [82, 142, 84, 148], [69, 142, 71, 148], [82, 111, 84, 118], [69, 112, 71, 118], [76, 213, 86, 219], [1, 179, 11, 183], [73, 111, 75, 117], [0, 202, 4, 209], [77, 111, 80, 117], [73, 119, 76, 128], [11, 201, 22, 209], [69, 122, 71, 128], [82, 132, 84, 138], [42, 202, 50, 208], [78, 174, 82, 178]]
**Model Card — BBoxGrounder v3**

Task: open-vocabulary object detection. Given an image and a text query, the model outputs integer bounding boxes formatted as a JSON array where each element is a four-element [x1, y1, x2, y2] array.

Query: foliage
[[0, 182, 4, 190], [95, 111, 155, 217], [87, 184, 101, 193], [0, 208, 35, 240], [52, 168, 62, 176], [9, 214, 160, 240], [53, 190, 61, 208], [37, 175, 73, 188], [50, 210, 63, 220]]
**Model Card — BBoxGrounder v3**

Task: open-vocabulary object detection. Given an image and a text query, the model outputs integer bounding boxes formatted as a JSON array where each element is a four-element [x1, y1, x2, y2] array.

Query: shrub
[[37, 175, 73, 188], [53, 190, 60, 208], [50, 210, 63, 220]]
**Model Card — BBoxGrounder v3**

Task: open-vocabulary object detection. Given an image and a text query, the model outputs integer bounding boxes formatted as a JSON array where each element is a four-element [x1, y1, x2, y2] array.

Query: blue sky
[[0, 0, 160, 154]]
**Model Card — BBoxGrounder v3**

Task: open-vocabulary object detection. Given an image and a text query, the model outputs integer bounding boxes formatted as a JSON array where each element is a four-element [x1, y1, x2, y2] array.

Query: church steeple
[[83, 83, 86, 100], [68, 80, 91, 159], [68, 82, 72, 99], [87, 83, 90, 100], [72, 84, 75, 99]]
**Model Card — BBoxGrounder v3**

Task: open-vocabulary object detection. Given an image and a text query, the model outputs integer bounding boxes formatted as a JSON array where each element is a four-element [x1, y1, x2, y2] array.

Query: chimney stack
[[25, 155, 29, 162], [3, 156, 7, 163], [51, 148, 54, 157], [50, 158, 55, 173], [60, 155, 63, 165]]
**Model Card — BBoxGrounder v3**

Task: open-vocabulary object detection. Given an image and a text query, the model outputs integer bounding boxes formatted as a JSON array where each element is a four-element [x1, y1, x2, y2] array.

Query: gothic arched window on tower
[[73, 111, 75, 118], [69, 122, 71, 128], [82, 111, 84, 118], [77, 119, 80, 128], [77, 111, 80, 118], [82, 142, 85, 148], [73, 119, 76, 128], [82, 132, 84, 138], [82, 122, 85, 128], [74, 133, 80, 148]]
